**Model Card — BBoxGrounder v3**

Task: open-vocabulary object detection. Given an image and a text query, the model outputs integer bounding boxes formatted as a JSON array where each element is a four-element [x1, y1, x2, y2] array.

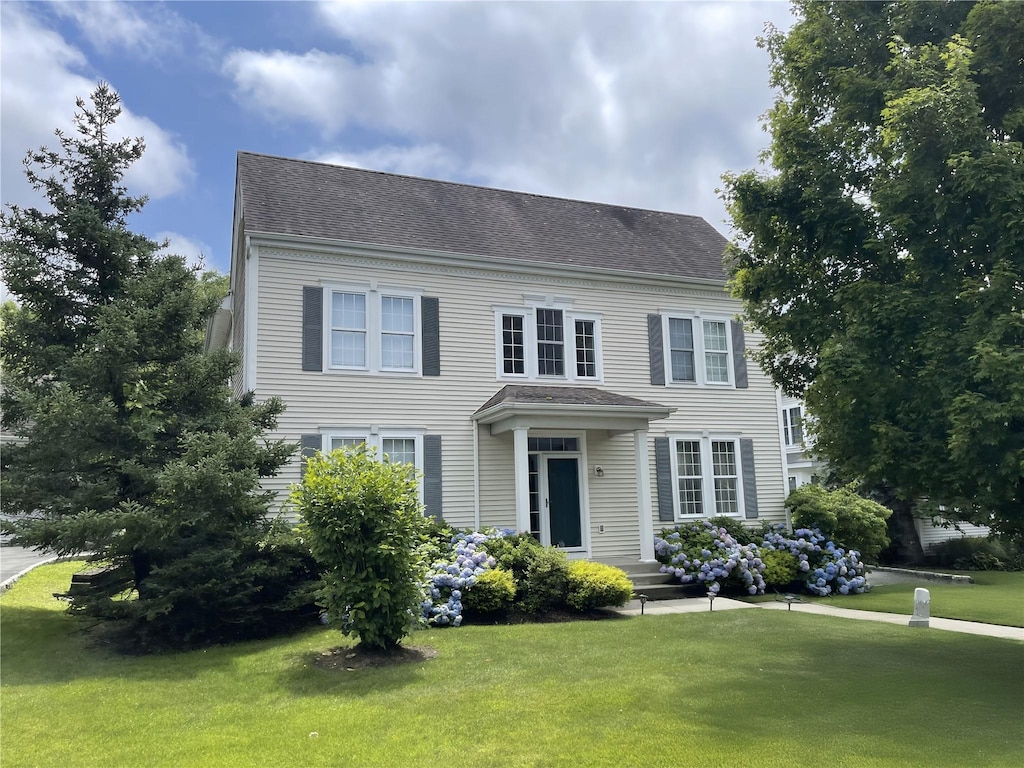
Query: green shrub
[[462, 567, 516, 614], [759, 549, 799, 588], [480, 533, 543, 598], [566, 561, 633, 611], [787, 484, 892, 561], [519, 546, 569, 613], [929, 536, 1021, 571], [292, 446, 428, 650]]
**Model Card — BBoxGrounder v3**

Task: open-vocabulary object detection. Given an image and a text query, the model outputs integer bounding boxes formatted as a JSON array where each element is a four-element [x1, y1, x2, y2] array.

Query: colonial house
[[208, 152, 790, 563]]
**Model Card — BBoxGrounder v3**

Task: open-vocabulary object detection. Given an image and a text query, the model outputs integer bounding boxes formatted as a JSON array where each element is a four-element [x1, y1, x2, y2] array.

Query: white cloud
[[314, 144, 461, 179], [154, 231, 212, 271], [50, 0, 220, 64], [0, 4, 195, 212], [221, 1, 794, 231]]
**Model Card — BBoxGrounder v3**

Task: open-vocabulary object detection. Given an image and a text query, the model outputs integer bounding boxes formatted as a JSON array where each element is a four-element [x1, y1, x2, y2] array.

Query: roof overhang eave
[[472, 402, 676, 436]]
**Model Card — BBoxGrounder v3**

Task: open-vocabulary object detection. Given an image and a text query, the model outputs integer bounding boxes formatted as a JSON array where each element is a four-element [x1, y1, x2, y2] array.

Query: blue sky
[[1, 0, 795, 283]]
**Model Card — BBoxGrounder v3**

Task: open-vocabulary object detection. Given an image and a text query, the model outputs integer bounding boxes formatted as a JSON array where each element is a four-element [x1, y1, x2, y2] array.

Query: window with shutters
[[668, 434, 746, 518], [494, 304, 602, 382], [660, 314, 734, 386], [324, 430, 424, 496], [324, 285, 422, 374]]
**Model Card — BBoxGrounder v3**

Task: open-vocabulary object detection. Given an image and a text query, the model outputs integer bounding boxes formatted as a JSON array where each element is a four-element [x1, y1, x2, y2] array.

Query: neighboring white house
[[777, 393, 824, 493], [210, 152, 790, 562]]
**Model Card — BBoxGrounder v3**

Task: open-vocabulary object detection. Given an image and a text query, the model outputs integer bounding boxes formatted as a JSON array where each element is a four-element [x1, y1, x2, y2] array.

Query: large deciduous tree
[[722, 2, 1023, 538], [0, 85, 311, 646]]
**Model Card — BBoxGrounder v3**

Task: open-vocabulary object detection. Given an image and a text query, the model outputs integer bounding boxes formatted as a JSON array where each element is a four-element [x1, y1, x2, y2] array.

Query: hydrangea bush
[[654, 521, 870, 597], [654, 521, 767, 596], [421, 530, 503, 627], [759, 526, 868, 595]]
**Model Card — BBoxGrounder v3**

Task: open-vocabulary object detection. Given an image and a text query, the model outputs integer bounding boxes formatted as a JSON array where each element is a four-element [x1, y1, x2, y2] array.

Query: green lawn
[[3, 562, 1023, 768], [787, 571, 1024, 627]]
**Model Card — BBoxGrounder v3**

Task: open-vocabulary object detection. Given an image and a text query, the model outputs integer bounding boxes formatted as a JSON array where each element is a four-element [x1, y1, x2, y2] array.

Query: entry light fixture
[[594, 465, 604, 477]]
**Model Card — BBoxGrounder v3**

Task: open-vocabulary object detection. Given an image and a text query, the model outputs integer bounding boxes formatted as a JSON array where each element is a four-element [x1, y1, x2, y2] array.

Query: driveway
[[1, 545, 59, 585]]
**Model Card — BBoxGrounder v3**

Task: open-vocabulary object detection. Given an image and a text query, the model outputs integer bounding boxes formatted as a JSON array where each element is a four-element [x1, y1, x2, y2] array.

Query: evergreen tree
[[1, 85, 313, 646], [722, 1, 1023, 539]]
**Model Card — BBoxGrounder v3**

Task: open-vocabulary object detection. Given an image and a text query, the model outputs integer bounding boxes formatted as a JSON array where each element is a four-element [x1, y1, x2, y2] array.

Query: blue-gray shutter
[[423, 434, 442, 520], [740, 437, 758, 518], [421, 297, 440, 377], [654, 436, 674, 522], [302, 287, 323, 372], [299, 433, 322, 477], [648, 314, 665, 386], [731, 320, 748, 389]]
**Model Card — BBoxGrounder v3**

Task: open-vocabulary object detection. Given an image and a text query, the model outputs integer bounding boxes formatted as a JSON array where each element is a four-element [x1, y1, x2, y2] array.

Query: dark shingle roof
[[237, 152, 728, 282], [475, 385, 669, 414]]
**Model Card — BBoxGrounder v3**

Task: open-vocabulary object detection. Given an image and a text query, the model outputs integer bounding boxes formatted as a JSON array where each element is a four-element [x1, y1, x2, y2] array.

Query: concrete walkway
[[607, 596, 1024, 641]]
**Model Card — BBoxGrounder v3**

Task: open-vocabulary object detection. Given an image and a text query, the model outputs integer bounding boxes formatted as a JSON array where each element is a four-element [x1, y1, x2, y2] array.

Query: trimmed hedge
[[566, 561, 633, 610]]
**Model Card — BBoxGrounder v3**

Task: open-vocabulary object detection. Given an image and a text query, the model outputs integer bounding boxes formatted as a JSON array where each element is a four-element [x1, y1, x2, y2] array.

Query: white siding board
[[250, 246, 788, 550]]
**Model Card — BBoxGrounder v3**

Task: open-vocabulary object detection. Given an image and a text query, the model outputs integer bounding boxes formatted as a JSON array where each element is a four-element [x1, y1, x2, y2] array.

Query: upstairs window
[[495, 305, 602, 382], [326, 287, 421, 374], [661, 314, 734, 386], [783, 406, 803, 446]]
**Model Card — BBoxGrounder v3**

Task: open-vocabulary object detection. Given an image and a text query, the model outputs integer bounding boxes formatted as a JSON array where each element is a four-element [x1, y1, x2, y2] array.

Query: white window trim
[[660, 312, 734, 387], [322, 283, 422, 376], [493, 303, 603, 383], [321, 427, 425, 499], [667, 432, 746, 519]]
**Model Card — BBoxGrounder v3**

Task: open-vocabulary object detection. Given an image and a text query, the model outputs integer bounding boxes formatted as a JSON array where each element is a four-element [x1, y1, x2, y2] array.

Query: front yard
[[2, 562, 1022, 767]]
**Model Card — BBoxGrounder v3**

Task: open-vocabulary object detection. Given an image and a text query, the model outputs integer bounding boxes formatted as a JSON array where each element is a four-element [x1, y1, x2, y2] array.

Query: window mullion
[[700, 438, 715, 515]]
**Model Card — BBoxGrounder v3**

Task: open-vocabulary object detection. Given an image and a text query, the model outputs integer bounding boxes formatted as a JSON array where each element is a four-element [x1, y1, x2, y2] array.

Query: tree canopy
[[722, 1, 1023, 537], [0, 85, 310, 646]]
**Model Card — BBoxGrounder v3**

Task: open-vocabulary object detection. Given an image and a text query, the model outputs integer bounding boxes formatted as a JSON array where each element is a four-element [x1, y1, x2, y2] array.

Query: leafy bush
[[566, 561, 633, 611], [293, 446, 428, 650], [480, 532, 543, 588], [759, 549, 799, 588], [928, 536, 1022, 571], [519, 546, 570, 613], [787, 484, 892, 561], [462, 567, 516, 614]]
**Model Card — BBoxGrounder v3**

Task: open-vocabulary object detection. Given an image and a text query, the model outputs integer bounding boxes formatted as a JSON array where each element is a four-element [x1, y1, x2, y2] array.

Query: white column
[[635, 428, 655, 561], [513, 427, 531, 534]]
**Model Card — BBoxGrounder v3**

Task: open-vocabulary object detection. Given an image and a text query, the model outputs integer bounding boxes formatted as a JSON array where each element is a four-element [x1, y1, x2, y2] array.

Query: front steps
[[601, 559, 690, 601]]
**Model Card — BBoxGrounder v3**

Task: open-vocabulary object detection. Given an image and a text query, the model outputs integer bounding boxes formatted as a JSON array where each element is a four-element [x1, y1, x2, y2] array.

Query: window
[[536, 308, 564, 376], [502, 315, 525, 375], [783, 406, 803, 446], [495, 305, 602, 381], [326, 286, 421, 374], [661, 314, 733, 385], [788, 476, 798, 492], [326, 431, 422, 469], [670, 435, 745, 518]]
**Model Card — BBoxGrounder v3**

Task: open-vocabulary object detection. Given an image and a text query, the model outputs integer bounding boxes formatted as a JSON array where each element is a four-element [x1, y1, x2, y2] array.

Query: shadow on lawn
[[275, 644, 435, 698], [0, 604, 313, 687]]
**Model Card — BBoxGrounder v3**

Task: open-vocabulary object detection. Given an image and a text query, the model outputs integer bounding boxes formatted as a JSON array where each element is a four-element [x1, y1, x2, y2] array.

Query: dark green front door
[[547, 457, 582, 548]]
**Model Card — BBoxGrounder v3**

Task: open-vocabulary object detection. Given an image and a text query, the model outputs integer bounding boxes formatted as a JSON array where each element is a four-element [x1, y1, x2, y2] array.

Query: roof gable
[[236, 152, 728, 282]]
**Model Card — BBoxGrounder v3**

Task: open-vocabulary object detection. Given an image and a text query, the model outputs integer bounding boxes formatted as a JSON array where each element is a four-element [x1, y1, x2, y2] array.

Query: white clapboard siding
[[250, 245, 787, 557]]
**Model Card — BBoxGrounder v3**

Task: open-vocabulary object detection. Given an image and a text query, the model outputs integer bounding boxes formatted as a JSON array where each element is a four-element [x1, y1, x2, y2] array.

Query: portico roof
[[472, 385, 674, 435]]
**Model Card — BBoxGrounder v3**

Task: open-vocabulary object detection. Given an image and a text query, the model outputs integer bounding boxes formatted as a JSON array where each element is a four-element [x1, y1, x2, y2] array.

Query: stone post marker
[[909, 587, 930, 628]]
